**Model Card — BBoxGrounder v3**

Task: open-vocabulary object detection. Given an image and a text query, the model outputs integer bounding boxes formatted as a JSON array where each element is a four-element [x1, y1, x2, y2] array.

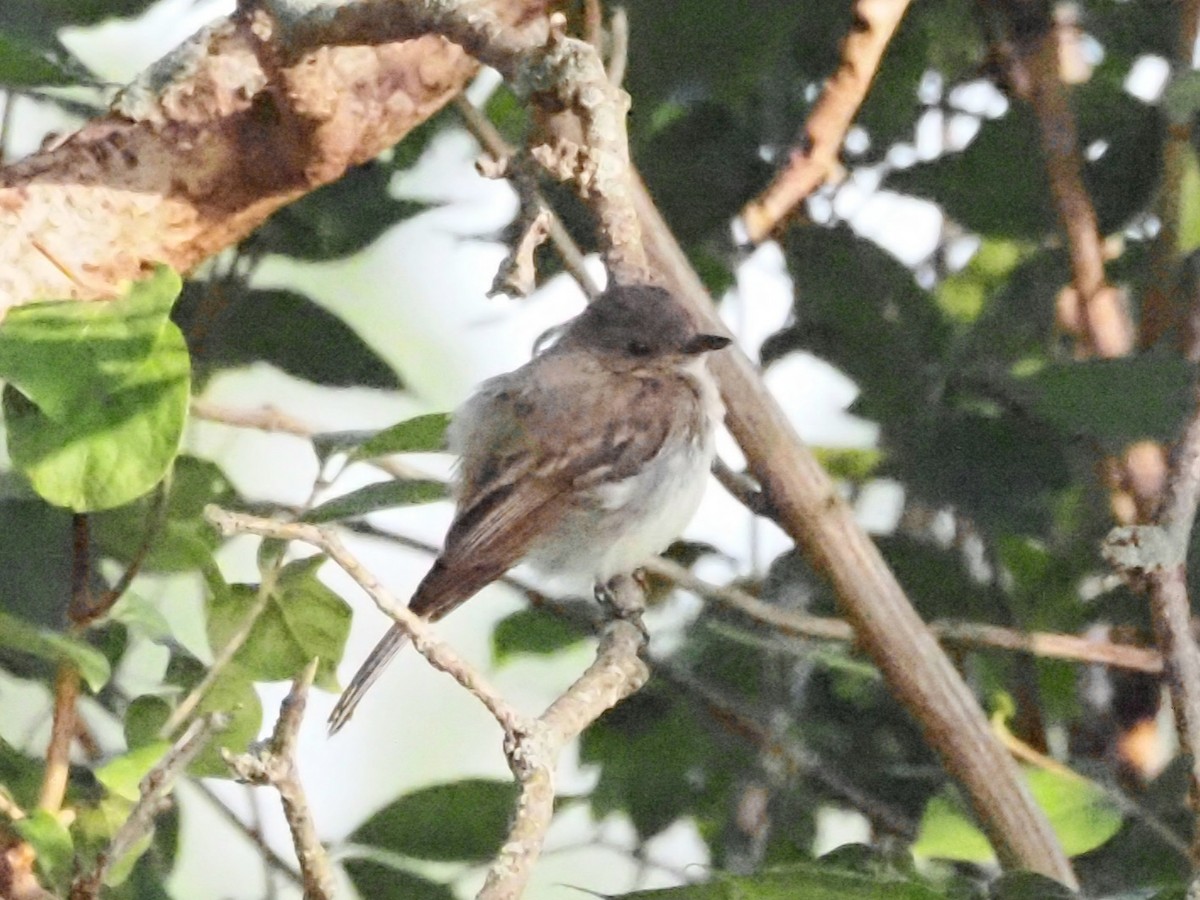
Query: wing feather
[[410, 355, 687, 621]]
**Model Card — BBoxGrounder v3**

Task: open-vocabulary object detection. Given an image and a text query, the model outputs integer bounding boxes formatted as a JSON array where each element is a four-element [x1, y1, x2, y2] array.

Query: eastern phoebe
[[328, 282, 731, 733]]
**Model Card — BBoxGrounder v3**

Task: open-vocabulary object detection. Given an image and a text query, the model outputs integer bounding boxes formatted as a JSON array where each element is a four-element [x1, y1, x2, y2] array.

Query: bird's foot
[[594, 574, 649, 645]]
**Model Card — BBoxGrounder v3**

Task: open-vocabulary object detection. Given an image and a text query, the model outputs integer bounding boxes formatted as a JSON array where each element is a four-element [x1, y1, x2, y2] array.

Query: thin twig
[[36, 666, 79, 814], [646, 557, 1164, 673], [1144, 0, 1200, 352], [190, 399, 433, 482], [75, 477, 172, 629], [40, 513, 91, 814], [224, 660, 334, 900], [992, 0, 1132, 361], [70, 713, 228, 900], [189, 780, 305, 890], [1106, 379, 1200, 864], [159, 572, 277, 740], [738, 0, 914, 243], [191, 399, 315, 438], [582, 0, 602, 48], [605, 7, 628, 89], [453, 95, 602, 299], [203, 506, 527, 739], [711, 458, 775, 519]]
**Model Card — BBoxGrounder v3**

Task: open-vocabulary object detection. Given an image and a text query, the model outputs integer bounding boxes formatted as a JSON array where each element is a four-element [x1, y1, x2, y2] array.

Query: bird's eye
[[627, 340, 652, 356]]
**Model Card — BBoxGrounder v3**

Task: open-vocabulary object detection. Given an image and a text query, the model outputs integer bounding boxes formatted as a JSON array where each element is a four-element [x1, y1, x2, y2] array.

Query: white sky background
[[0, 0, 1089, 896]]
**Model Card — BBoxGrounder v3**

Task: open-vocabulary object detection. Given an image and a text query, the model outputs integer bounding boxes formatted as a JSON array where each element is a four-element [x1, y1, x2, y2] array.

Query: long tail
[[328, 555, 503, 734], [327, 624, 409, 734]]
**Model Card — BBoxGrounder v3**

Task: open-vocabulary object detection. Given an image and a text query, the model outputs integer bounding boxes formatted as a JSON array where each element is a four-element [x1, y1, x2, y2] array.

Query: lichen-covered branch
[[479, 576, 648, 900], [0, 0, 542, 310], [224, 660, 334, 900]]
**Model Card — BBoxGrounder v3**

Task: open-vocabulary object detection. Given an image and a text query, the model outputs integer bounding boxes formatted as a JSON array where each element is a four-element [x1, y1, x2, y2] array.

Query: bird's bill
[[683, 333, 733, 354]]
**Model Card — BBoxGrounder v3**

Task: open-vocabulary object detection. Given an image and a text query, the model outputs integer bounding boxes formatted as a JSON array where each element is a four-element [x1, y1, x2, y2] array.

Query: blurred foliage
[[1, 0, 1197, 898]]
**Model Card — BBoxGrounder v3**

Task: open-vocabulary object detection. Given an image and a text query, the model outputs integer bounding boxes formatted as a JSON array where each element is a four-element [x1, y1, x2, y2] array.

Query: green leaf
[[0, 610, 110, 690], [1027, 768, 1123, 856], [1176, 148, 1200, 254], [124, 695, 173, 749], [349, 779, 518, 862], [910, 791, 995, 863], [812, 447, 883, 482], [351, 413, 451, 461], [1014, 357, 1195, 443], [164, 652, 261, 779], [936, 239, 1026, 325], [989, 871, 1080, 900], [342, 859, 456, 900], [175, 284, 402, 391], [638, 102, 770, 245], [581, 689, 722, 839], [0, 32, 78, 86], [95, 742, 170, 803], [0, 495, 73, 628], [14, 809, 73, 889], [889, 107, 1053, 238], [92, 456, 235, 573], [304, 479, 447, 523], [491, 608, 586, 664], [206, 556, 351, 690], [913, 768, 1122, 862], [0, 266, 189, 511], [0, 738, 46, 814], [2, 0, 159, 32], [1162, 70, 1200, 126], [254, 160, 428, 261], [614, 862, 952, 898]]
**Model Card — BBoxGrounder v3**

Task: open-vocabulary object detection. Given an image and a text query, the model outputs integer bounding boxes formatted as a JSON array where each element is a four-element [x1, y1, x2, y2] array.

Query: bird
[[328, 281, 731, 733]]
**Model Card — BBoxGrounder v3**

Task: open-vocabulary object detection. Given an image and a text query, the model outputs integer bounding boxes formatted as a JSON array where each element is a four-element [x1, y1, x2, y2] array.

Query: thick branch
[[266, 1, 645, 277], [0, 0, 543, 310], [738, 0, 914, 243], [632, 170, 1078, 886]]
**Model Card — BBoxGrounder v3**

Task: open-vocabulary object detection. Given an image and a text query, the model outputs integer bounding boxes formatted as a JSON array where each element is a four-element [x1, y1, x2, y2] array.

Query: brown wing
[[409, 353, 683, 621]]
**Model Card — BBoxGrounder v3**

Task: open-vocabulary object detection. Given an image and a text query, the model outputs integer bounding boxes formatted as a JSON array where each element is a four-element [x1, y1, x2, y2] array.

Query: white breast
[[528, 357, 724, 582]]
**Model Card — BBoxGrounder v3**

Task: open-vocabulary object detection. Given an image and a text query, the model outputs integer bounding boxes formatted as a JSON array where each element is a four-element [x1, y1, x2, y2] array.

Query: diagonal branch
[[990, 0, 1133, 360], [631, 168, 1078, 886], [738, 0, 914, 243], [69, 713, 228, 900], [204, 506, 528, 740], [480, 576, 648, 900]]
